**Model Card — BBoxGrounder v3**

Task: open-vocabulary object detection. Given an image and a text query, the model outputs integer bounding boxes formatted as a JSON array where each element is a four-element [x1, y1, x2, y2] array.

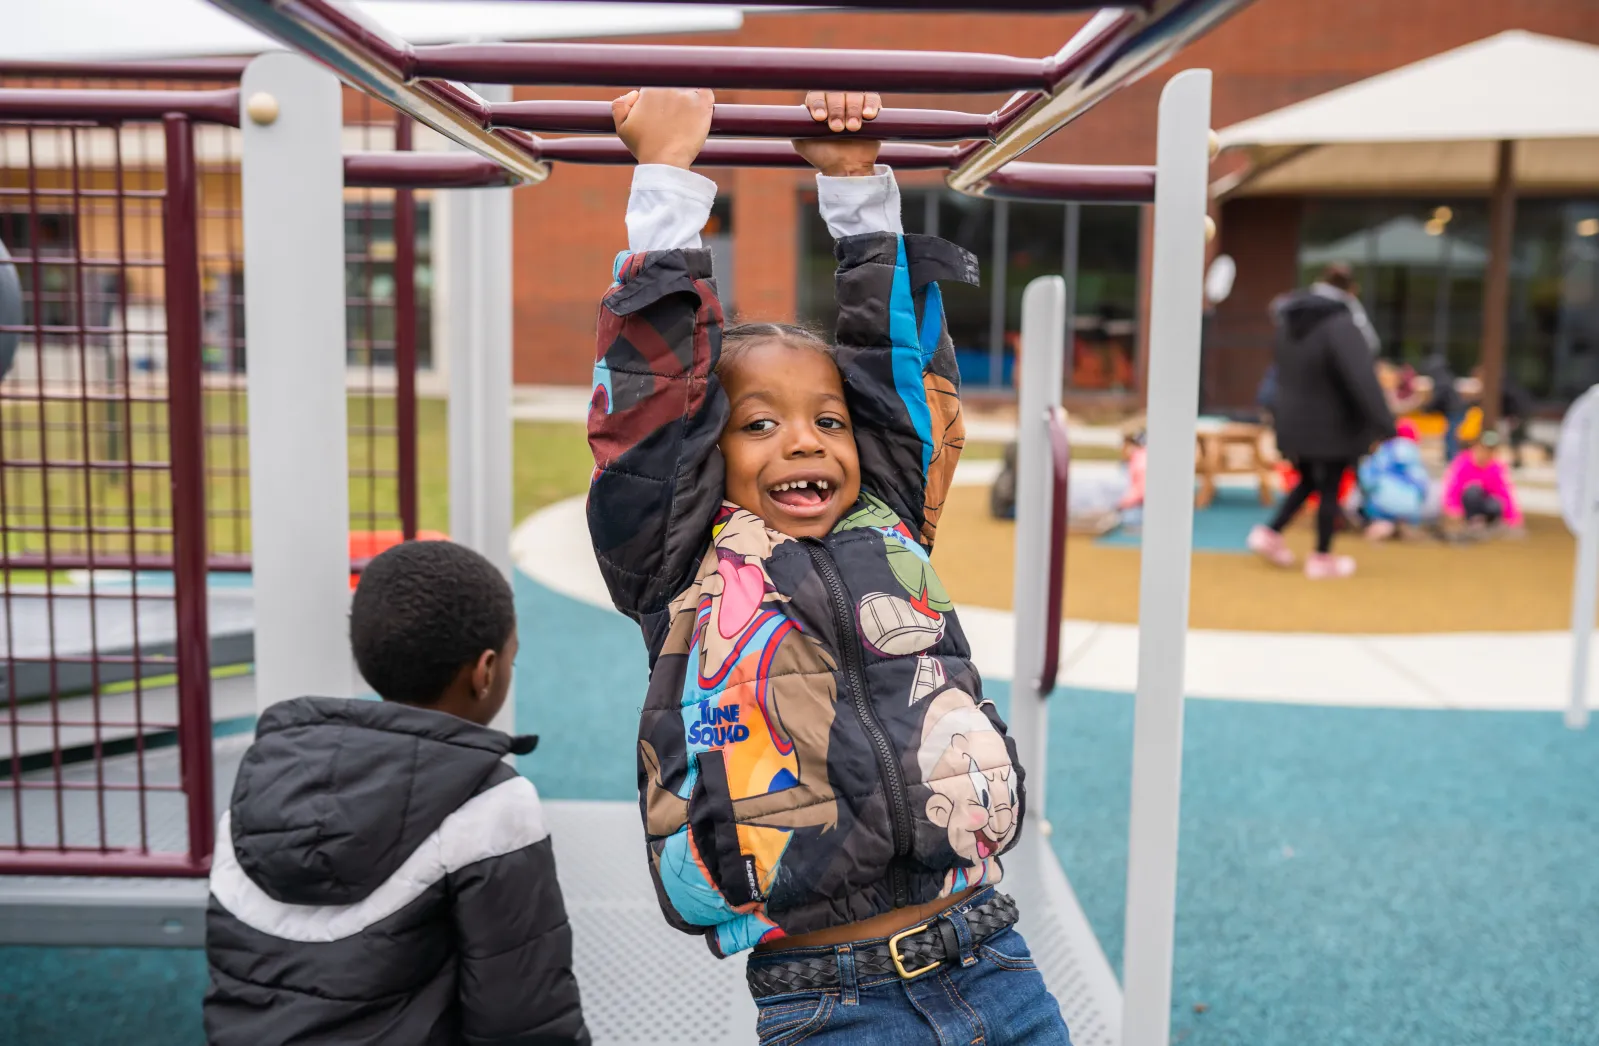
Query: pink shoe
[[1247, 524, 1295, 568], [1304, 552, 1356, 579]]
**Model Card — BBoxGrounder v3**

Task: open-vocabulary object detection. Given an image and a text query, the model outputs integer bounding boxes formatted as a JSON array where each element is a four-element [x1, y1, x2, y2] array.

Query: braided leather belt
[[746, 893, 1019, 999]]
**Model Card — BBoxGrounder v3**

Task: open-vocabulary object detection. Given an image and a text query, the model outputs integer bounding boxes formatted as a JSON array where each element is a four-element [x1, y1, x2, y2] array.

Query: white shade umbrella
[[1214, 30, 1599, 427]]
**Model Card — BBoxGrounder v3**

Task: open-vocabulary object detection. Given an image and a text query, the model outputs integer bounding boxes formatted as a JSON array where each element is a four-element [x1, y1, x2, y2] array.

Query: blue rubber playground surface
[[4, 573, 1598, 1045], [1097, 484, 1276, 553]]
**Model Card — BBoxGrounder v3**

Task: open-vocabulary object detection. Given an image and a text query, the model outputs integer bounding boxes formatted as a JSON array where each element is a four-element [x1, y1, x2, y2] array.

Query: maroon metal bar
[[0, 88, 240, 126], [537, 136, 960, 169], [161, 113, 215, 873], [0, 551, 250, 573], [393, 119, 419, 541], [976, 162, 1155, 203], [475, 0, 1132, 7], [0, 58, 249, 81], [0, 849, 208, 877], [951, 1, 1255, 191], [342, 152, 518, 189], [491, 100, 995, 141], [206, 0, 547, 182], [1037, 406, 1070, 698], [414, 43, 1051, 93]]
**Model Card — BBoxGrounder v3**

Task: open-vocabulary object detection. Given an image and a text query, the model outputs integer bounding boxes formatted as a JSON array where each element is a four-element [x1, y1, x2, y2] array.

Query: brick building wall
[[508, 0, 1599, 390]]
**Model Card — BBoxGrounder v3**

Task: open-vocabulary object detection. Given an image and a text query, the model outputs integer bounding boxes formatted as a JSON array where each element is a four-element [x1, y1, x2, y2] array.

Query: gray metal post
[[1568, 392, 1599, 729], [1010, 275, 1067, 853], [446, 83, 515, 732], [1121, 68, 1211, 1046], [240, 53, 353, 710]]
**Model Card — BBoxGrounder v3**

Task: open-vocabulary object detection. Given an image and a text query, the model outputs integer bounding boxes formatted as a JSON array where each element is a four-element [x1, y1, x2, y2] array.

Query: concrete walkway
[[518, 492, 1590, 714]]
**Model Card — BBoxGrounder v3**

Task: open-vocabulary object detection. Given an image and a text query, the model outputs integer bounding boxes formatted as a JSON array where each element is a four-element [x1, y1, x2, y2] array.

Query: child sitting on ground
[[204, 541, 589, 1046], [1441, 429, 1524, 536], [1358, 419, 1431, 540], [587, 88, 1069, 1043], [1116, 430, 1148, 529]]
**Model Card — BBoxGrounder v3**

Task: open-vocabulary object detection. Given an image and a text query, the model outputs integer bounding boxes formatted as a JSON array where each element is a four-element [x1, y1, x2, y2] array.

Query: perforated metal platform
[[0, 739, 1123, 1045]]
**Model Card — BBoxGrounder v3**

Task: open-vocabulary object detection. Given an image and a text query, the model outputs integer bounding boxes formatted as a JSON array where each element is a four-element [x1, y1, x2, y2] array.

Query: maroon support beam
[[492, 100, 991, 141], [1037, 406, 1071, 698], [975, 161, 1154, 203], [414, 43, 1051, 93], [491, 100, 994, 141], [950, 0, 1255, 191], [535, 136, 960, 169], [0, 87, 240, 126], [208, 0, 548, 183], [392, 117, 420, 541], [161, 113, 216, 874], [487, 0, 1137, 7], [0, 850, 211, 877], [0, 57, 249, 81], [342, 152, 519, 189]]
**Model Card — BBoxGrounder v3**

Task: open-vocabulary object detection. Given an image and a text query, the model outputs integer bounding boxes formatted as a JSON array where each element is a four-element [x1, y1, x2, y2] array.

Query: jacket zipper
[[803, 539, 912, 908]]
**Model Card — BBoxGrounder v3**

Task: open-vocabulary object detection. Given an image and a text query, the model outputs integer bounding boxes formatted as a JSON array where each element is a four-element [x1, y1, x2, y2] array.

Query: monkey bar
[[206, 0, 1251, 200]]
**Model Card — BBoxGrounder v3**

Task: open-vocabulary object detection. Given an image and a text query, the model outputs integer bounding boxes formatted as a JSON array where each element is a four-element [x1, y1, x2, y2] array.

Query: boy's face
[[718, 340, 861, 539]]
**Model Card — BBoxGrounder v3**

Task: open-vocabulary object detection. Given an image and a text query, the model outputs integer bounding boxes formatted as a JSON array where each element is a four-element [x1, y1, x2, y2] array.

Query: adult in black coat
[[1248, 265, 1395, 579]]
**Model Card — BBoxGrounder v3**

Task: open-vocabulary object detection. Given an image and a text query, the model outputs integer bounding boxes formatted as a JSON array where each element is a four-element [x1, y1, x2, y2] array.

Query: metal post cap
[[246, 92, 280, 126]]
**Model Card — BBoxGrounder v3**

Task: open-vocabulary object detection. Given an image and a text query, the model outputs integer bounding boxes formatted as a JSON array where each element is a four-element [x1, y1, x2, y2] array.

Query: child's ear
[[472, 648, 497, 700]]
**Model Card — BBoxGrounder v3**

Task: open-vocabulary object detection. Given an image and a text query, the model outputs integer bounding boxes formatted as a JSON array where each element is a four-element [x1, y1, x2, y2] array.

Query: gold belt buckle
[[888, 922, 941, 980]]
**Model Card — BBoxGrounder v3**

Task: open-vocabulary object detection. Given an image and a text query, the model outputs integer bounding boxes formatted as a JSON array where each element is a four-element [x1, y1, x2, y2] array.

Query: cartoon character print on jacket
[[916, 687, 1019, 897], [639, 505, 840, 956], [837, 492, 954, 656]]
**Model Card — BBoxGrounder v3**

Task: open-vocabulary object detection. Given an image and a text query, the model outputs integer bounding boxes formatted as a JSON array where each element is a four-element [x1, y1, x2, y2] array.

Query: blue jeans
[[746, 890, 1072, 1045]]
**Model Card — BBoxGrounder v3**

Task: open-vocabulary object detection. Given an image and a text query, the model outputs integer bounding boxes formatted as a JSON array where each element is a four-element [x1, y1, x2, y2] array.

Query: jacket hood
[[1270, 287, 1350, 340], [227, 697, 536, 906]]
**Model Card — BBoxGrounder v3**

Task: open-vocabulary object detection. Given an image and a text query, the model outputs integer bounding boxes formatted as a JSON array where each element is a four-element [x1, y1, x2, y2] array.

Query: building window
[[344, 197, 435, 370], [797, 189, 1140, 391], [1299, 197, 1599, 404], [0, 210, 80, 330]]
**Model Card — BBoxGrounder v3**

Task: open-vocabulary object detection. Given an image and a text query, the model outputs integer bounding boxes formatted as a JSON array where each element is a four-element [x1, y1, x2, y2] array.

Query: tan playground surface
[[932, 484, 1578, 634]]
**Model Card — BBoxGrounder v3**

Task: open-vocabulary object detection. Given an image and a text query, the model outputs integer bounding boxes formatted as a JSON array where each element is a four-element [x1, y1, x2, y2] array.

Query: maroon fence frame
[[0, 81, 476, 876]]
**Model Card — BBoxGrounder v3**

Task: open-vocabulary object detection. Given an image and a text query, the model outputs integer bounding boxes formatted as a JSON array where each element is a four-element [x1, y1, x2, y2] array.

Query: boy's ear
[[472, 648, 497, 700]]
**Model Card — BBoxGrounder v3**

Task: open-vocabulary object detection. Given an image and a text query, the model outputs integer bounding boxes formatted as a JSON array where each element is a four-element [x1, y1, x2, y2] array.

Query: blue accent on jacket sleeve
[[889, 239, 935, 477]]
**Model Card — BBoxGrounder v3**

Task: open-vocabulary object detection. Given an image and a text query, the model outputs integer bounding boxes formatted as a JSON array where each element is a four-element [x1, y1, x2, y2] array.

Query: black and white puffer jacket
[[204, 697, 589, 1046]]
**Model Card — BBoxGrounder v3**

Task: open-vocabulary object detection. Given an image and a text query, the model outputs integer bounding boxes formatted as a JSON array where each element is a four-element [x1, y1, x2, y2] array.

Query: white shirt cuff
[[816, 164, 902, 239], [625, 164, 718, 252]]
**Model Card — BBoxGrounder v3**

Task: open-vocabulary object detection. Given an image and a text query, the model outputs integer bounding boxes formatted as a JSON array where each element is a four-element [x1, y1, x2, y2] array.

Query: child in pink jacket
[[1441, 430, 1522, 533]]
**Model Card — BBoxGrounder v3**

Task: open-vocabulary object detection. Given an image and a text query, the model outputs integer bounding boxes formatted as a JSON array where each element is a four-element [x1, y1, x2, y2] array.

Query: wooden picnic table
[[1194, 420, 1276, 509]]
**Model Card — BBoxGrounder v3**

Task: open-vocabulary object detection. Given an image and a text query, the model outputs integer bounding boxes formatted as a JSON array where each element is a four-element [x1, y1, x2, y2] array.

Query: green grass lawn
[[5, 396, 1133, 562], [0, 392, 595, 564]]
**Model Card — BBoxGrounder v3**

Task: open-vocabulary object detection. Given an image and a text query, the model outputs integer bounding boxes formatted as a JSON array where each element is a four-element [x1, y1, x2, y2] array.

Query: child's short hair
[[350, 540, 515, 704], [717, 322, 832, 377]]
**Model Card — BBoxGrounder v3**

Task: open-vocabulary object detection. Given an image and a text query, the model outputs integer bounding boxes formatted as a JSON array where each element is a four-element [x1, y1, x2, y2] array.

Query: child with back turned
[[586, 87, 1071, 1043], [204, 540, 589, 1046]]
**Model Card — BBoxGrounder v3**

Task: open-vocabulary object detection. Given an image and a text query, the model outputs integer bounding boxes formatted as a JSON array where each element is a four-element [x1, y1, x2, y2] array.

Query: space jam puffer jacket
[[586, 231, 1028, 959]]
